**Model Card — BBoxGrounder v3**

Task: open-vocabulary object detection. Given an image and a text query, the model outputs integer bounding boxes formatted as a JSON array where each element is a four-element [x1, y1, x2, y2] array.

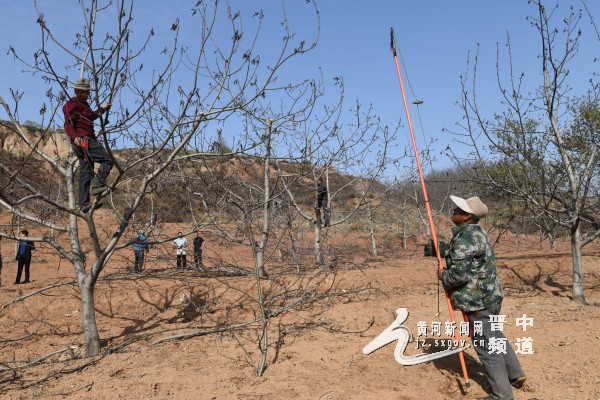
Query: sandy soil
[[1, 224, 599, 400]]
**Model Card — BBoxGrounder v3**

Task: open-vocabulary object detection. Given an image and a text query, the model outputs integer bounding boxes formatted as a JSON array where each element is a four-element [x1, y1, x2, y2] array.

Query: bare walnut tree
[[447, 0, 599, 304], [278, 95, 401, 266], [0, 0, 320, 355]]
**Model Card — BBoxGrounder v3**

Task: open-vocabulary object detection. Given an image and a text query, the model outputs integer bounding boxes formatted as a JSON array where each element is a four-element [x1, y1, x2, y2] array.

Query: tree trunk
[[273, 221, 284, 262], [286, 214, 299, 273], [366, 202, 377, 256], [79, 275, 101, 356], [570, 225, 586, 305], [256, 120, 273, 280], [255, 120, 275, 375], [256, 248, 267, 279], [314, 214, 324, 266]]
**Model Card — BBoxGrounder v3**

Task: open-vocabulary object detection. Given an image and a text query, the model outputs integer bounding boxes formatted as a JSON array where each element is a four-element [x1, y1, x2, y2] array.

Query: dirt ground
[[1, 223, 600, 400]]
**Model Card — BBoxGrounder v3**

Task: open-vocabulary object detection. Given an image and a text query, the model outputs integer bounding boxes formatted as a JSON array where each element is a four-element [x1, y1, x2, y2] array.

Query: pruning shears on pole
[[389, 28, 471, 388]]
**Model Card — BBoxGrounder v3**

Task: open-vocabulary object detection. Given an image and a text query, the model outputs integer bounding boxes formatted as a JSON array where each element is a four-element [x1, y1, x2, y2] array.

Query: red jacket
[[63, 98, 100, 141]]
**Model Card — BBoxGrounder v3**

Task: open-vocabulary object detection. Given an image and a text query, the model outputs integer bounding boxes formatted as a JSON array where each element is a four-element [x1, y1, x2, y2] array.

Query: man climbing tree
[[1, 0, 322, 358], [63, 77, 113, 213], [316, 176, 330, 227]]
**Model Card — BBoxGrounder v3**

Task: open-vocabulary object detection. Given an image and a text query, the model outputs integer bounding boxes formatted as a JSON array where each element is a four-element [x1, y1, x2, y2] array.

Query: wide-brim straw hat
[[72, 78, 91, 91], [450, 195, 488, 219]]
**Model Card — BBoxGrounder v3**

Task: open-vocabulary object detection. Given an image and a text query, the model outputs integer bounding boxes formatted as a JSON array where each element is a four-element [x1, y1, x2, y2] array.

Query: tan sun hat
[[73, 78, 91, 90], [450, 195, 488, 219]]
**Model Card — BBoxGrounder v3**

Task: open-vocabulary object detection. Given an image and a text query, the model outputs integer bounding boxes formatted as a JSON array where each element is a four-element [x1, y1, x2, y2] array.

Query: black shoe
[[78, 203, 104, 214], [91, 185, 108, 195], [511, 376, 527, 389], [23, 280, 30, 283], [15, 281, 21, 285]]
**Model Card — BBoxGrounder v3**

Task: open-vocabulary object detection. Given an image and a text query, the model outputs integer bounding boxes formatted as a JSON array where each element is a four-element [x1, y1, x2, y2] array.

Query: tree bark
[[79, 276, 101, 356], [367, 203, 377, 256], [314, 213, 325, 267], [570, 225, 586, 305]]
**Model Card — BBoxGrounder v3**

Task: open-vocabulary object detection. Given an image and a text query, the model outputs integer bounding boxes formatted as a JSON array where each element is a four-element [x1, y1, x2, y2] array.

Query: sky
[[1, 1, 599, 174]]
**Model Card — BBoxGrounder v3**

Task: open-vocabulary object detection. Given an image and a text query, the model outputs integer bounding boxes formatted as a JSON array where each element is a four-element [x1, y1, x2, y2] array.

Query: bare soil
[[1, 224, 599, 400]]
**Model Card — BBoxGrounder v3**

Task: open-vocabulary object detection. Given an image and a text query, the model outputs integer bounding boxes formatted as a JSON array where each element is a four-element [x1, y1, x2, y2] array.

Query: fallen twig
[[2, 281, 76, 308], [150, 319, 259, 345], [0, 347, 72, 372], [0, 332, 35, 343]]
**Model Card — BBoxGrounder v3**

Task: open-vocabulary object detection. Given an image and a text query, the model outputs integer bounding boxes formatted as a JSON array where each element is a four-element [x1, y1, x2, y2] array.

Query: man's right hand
[[74, 137, 84, 146]]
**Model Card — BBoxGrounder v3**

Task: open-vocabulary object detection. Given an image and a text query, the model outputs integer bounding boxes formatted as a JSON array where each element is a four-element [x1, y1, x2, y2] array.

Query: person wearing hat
[[437, 195, 526, 400], [63, 77, 113, 213]]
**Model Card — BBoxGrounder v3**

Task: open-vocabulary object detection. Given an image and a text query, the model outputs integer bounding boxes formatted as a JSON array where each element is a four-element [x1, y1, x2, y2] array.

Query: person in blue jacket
[[132, 230, 149, 273], [15, 229, 35, 284]]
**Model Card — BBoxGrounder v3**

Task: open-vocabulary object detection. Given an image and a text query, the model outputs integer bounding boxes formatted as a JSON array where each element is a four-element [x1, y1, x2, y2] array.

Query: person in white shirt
[[172, 232, 188, 271]]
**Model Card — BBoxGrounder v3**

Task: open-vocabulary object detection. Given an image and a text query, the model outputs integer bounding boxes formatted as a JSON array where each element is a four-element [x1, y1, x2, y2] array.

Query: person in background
[[193, 233, 205, 271], [437, 195, 526, 400], [316, 177, 330, 227], [133, 230, 149, 273], [15, 230, 35, 284], [172, 232, 188, 271], [63, 77, 113, 213]]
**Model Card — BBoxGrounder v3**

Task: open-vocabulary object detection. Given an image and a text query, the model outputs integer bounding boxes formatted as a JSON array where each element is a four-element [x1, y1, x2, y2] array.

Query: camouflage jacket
[[441, 224, 503, 312]]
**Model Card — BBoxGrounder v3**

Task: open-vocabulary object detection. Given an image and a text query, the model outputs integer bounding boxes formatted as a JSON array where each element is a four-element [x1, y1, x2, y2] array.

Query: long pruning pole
[[389, 28, 470, 388]]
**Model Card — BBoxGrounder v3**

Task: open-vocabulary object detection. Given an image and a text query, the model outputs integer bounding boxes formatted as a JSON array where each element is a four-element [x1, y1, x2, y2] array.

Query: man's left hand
[[437, 268, 445, 281]]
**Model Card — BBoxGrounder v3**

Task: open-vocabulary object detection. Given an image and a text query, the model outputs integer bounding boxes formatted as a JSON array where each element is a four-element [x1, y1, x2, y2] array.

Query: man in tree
[[132, 230, 149, 273], [172, 232, 188, 271], [15, 229, 35, 284], [192, 233, 205, 271], [316, 177, 330, 227], [438, 195, 526, 400], [63, 78, 113, 213]]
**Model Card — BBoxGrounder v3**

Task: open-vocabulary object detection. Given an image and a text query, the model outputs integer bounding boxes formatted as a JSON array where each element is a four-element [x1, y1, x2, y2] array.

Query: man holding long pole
[[389, 27, 471, 387], [439, 196, 526, 400]]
